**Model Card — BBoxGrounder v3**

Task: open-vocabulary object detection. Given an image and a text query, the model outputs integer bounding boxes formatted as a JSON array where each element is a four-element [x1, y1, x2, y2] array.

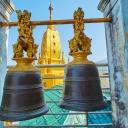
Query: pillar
[[98, 0, 128, 127], [0, 0, 14, 127]]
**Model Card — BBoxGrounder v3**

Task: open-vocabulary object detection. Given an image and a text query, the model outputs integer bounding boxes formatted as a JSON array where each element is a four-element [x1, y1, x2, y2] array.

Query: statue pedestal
[[8, 58, 39, 72]]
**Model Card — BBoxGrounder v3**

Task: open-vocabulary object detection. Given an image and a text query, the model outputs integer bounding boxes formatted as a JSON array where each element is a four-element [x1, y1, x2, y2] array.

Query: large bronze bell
[[59, 7, 107, 111], [0, 58, 49, 121], [0, 10, 49, 121], [59, 53, 107, 111]]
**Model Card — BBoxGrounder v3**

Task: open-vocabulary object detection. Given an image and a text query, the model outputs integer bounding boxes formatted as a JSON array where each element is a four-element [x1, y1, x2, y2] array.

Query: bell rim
[[59, 100, 107, 111], [0, 105, 49, 121]]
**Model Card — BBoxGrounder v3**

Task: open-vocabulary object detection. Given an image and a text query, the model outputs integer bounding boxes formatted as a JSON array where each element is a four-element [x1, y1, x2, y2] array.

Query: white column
[[0, 0, 14, 127], [98, 0, 128, 127]]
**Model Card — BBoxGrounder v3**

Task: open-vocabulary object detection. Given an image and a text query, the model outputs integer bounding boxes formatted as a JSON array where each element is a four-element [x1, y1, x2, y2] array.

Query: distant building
[[37, 4, 65, 89], [96, 58, 109, 89]]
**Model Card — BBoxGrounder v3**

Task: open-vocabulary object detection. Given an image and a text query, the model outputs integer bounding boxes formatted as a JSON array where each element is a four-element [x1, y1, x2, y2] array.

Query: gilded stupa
[[37, 4, 65, 88]]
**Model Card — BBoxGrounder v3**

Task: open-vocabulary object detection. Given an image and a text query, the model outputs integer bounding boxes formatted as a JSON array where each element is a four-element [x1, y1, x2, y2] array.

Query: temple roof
[[19, 85, 68, 126]]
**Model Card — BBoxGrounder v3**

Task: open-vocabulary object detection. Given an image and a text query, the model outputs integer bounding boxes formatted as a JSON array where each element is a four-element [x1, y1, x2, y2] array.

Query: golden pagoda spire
[[37, 53, 42, 64], [48, 1, 55, 30], [61, 51, 65, 64], [68, 57, 70, 63], [49, 2, 53, 20], [39, 52, 41, 58]]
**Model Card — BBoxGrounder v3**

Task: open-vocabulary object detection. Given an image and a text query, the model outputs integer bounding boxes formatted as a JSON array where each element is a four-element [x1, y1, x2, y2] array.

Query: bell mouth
[[0, 105, 49, 121], [59, 100, 107, 111]]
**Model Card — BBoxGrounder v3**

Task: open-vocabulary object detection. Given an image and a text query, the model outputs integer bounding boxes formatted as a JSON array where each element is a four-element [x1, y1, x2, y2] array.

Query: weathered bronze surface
[[59, 62, 107, 111], [59, 8, 107, 111], [0, 70, 48, 121], [0, 10, 49, 121]]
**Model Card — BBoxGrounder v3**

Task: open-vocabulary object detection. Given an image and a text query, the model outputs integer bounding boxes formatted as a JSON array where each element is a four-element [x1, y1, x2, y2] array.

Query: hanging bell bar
[[59, 7, 107, 111], [0, 10, 49, 121]]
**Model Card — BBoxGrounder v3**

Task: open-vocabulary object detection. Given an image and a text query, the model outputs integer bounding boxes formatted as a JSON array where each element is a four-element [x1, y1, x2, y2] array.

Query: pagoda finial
[[49, 1, 53, 21], [39, 52, 41, 58], [37, 52, 42, 64], [61, 51, 65, 64], [48, 1, 55, 30], [68, 57, 70, 63]]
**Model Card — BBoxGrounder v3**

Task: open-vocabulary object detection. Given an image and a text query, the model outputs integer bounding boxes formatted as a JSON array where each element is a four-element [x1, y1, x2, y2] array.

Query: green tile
[[19, 86, 112, 126]]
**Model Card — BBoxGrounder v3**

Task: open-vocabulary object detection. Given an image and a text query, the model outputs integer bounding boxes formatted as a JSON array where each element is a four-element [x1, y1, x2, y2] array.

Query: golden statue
[[74, 7, 84, 32], [69, 7, 92, 57], [9, 10, 39, 72], [13, 10, 38, 59]]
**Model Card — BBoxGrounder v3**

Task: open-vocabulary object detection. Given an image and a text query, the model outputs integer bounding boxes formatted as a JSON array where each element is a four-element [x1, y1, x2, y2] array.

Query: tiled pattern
[[19, 85, 112, 127]]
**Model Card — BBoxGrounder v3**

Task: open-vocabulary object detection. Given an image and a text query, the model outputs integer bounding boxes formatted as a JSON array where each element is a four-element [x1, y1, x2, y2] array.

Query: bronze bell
[[59, 52, 107, 111], [59, 7, 107, 111], [0, 58, 49, 121], [0, 10, 49, 121]]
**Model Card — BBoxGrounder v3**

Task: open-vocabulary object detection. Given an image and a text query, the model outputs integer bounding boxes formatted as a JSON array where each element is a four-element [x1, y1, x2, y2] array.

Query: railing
[[5, 63, 112, 127]]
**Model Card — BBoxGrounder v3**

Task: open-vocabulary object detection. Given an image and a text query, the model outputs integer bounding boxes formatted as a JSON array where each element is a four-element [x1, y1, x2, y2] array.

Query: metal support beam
[[0, 17, 112, 27]]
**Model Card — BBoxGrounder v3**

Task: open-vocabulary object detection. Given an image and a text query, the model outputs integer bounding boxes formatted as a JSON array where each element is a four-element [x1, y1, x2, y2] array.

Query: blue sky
[[8, 0, 107, 65]]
